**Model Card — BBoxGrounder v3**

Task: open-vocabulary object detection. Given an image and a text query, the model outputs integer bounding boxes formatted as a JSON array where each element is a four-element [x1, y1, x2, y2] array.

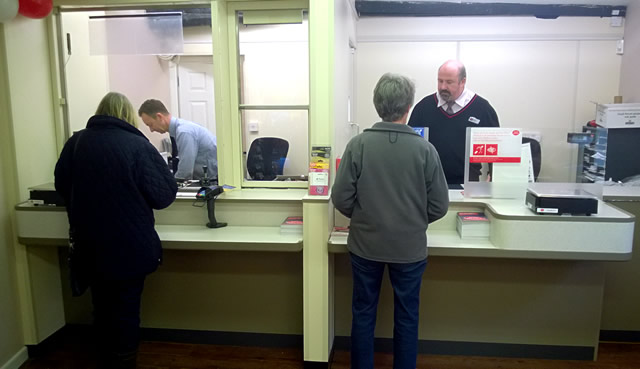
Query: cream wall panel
[[3, 16, 62, 347], [4, 18, 58, 199], [61, 12, 110, 135]]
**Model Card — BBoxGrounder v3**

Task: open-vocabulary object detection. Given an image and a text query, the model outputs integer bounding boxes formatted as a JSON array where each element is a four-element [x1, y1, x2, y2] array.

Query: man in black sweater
[[408, 60, 500, 185]]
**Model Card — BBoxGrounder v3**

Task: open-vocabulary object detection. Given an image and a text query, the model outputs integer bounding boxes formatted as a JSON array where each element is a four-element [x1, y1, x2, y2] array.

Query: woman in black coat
[[55, 92, 178, 369]]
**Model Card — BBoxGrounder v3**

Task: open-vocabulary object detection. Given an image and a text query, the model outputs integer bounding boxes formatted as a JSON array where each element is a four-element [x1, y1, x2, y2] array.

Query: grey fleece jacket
[[332, 122, 449, 263]]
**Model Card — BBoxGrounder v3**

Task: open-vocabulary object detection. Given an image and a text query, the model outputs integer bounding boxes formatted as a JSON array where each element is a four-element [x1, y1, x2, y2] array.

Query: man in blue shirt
[[139, 99, 217, 181]]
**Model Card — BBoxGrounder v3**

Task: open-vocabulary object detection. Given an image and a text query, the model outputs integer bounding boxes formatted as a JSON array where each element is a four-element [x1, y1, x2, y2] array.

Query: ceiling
[[354, 0, 630, 17], [357, 0, 630, 4]]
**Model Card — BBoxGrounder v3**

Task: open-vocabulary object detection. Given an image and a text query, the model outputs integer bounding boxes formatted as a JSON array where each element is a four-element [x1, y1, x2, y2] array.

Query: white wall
[[620, 1, 640, 102], [108, 54, 172, 148], [333, 0, 358, 166], [356, 16, 623, 182], [62, 11, 110, 135]]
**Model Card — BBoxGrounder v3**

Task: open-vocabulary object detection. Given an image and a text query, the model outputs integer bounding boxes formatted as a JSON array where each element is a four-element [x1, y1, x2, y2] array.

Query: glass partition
[[463, 127, 528, 199], [461, 126, 605, 201], [89, 12, 184, 55], [241, 109, 308, 180], [237, 10, 309, 186]]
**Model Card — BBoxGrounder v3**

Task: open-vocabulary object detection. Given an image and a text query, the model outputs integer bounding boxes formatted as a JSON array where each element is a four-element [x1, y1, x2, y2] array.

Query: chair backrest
[[523, 137, 542, 181], [246, 137, 289, 180]]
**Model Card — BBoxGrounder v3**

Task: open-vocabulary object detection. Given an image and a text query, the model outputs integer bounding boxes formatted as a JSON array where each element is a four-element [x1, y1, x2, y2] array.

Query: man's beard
[[439, 90, 451, 101]]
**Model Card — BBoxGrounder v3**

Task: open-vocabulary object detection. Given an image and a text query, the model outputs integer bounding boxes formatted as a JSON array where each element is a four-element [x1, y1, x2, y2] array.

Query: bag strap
[[68, 130, 84, 240]]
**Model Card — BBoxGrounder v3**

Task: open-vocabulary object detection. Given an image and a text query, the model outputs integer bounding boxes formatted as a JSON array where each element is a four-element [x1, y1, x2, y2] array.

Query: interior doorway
[[175, 56, 216, 136]]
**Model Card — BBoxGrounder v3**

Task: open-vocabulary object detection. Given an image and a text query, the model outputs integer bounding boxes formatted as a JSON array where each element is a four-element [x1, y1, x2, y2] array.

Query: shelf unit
[[578, 125, 640, 183]]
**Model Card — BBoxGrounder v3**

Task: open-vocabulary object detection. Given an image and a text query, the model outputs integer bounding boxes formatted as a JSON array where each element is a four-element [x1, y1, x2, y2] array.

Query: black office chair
[[246, 137, 289, 180], [523, 137, 542, 181]]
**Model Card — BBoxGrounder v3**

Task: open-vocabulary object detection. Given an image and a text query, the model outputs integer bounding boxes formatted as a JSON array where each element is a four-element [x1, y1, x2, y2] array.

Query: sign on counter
[[469, 128, 522, 163]]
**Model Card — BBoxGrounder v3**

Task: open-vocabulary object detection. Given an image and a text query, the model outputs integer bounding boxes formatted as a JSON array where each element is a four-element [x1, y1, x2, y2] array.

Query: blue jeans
[[350, 253, 427, 369]]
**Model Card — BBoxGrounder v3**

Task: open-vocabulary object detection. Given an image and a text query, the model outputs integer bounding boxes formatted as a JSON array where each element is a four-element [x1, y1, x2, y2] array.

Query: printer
[[525, 187, 598, 215], [28, 183, 65, 206]]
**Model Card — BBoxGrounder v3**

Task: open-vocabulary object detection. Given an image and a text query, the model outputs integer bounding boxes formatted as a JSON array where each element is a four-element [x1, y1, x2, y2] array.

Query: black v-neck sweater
[[408, 93, 500, 184]]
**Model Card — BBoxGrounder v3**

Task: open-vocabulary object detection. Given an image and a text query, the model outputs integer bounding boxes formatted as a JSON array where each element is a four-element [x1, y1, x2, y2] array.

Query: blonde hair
[[95, 92, 138, 128]]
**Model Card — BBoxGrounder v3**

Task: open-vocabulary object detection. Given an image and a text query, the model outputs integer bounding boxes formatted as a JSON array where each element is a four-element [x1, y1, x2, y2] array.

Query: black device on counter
[[196, 185, 227, 228], [525, 188, 598, 216], [29, 183, 65, 206]]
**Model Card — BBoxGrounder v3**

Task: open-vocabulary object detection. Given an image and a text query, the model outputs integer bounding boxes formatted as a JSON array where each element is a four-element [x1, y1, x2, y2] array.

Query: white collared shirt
[[436, 88, 476, 114]]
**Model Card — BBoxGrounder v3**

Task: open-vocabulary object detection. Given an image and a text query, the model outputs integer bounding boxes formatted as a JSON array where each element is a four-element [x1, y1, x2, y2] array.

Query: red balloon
[[18, 0, 52, 19]]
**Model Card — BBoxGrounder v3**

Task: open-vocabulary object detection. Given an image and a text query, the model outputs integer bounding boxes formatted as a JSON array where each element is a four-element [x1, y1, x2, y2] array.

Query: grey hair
[[373, 73, 416, 122], [458, 65, 467, 82]]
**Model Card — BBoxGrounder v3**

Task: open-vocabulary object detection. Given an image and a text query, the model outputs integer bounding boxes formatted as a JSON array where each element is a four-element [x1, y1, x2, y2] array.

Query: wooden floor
[[20, 340, 640, 369]]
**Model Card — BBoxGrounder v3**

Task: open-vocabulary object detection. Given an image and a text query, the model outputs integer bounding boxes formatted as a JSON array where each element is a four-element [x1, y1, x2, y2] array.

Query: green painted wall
[[0, 23, 26, 367]]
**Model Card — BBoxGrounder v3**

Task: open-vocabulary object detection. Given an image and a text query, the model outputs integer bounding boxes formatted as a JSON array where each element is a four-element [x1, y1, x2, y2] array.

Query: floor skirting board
[[600, 330, 640, 342], [141, 327, 303, 348], [333, 336, 594, 361], [0, 347, 28, 369], [303, 361, 330, 369], [27, 325, 601, 362], [31, 324, 304, 350]]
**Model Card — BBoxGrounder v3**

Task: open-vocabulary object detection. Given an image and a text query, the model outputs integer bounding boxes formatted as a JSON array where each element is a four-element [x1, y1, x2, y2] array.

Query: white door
[[178, 57, 216, 135]]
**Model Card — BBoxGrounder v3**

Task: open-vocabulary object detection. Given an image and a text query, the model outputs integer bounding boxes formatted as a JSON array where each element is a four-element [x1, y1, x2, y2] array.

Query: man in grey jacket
[[332, 73, 449, 369]]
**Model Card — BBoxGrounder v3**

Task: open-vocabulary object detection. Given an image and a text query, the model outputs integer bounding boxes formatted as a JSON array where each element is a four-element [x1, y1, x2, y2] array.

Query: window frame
[[222, 0, 310, 189]]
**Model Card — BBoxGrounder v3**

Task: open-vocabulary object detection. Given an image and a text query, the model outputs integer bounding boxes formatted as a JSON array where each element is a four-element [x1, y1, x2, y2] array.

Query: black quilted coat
[[55, 115, 178, 280]]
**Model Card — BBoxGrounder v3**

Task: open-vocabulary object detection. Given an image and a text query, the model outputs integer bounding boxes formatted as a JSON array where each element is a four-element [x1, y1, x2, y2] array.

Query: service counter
[[14, 189, 310, 347], [329, 189, 633, 260], [325, 188, 635, 361], [13, 187, 636, 363]]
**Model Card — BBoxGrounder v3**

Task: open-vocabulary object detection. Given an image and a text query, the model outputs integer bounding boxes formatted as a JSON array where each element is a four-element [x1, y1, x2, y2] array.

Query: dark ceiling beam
[[354, 1, 627, 19]]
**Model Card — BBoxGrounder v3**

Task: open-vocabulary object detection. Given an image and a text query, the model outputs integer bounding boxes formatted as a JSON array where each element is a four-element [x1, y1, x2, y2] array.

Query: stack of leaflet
[[456, 212, 490, 239], [280, 216, 303, 234]]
